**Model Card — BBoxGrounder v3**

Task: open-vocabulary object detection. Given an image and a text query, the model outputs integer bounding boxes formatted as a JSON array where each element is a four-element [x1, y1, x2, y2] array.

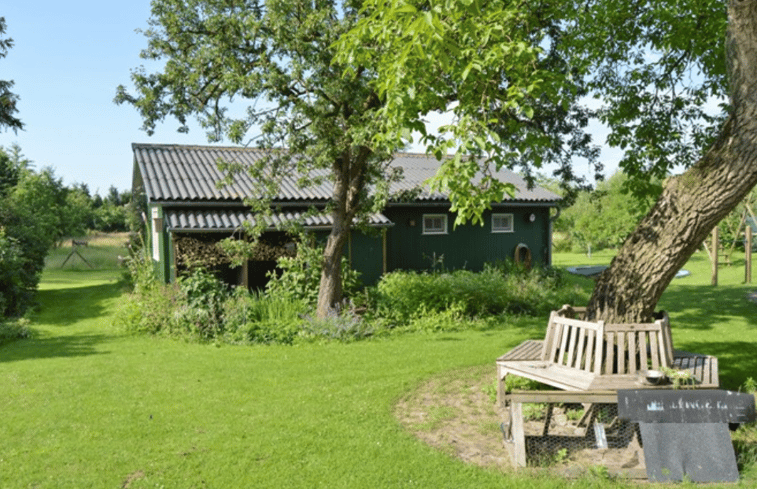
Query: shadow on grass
[[34, 282, 125, 327], [0, 282, 125, 363], [0, 333, 109, 363], [662, 284, 757, 331]]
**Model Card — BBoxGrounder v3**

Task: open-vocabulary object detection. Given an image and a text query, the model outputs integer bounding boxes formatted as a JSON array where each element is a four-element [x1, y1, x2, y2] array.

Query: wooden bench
[[502, 358, 719, 469], [497, 306, 687, 403], [496, 305, 720, 469]]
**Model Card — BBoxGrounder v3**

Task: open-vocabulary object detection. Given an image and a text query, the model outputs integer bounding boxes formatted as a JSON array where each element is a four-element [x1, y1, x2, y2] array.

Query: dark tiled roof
[[164, 208, 392, 232], [133, 143, 560, 204]]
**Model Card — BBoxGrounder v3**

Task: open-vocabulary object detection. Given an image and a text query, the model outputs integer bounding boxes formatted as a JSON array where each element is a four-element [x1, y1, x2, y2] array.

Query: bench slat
[[649, 331, 660, 370], [618, 332, 646, 374]]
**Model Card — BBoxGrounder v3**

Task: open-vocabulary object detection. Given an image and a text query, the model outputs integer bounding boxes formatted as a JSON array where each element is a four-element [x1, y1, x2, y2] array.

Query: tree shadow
[[0, 333, 109, 363], [0, 282, 125, 362], [33, 281, 125, 327], [660, 284, 757, 331]]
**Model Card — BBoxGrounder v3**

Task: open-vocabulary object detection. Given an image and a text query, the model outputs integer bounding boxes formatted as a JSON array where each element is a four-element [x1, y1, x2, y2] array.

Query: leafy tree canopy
[[115, 0, 429, 315], [335, 0, 727, 203], [0, 17, 23, 133]]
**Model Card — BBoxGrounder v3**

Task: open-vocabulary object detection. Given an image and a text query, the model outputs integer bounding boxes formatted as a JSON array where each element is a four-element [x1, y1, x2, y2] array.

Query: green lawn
[[1, 246, 756, 488]]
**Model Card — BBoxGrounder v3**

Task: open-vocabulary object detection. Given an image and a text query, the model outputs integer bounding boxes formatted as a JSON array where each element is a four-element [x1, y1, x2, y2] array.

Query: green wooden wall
[[382, 206, 552, 274], [156, 205, 553, 288]]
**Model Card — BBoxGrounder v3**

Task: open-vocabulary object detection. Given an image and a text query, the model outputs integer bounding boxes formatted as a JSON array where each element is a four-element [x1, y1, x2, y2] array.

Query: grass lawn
[[1, 242, 755, 488]]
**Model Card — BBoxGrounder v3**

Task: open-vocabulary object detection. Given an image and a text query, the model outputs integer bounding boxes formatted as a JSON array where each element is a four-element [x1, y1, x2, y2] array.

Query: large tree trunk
[[586, 0, 757, 323]]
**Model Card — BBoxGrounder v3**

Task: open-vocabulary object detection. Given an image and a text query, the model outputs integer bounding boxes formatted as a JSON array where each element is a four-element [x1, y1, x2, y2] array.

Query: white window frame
[[151, 207, 162, 261], [422, 214, 448, 235], [492, 213, 514, 233]]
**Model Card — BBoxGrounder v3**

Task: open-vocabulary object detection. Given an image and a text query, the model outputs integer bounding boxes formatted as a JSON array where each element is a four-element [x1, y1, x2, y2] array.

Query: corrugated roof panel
[[133, 144, 561, 204], [164, 208, 392, 232]]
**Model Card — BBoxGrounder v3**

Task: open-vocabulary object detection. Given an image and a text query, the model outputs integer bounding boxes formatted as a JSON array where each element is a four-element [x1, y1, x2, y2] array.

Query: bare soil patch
[[393, 365, 646, 478]]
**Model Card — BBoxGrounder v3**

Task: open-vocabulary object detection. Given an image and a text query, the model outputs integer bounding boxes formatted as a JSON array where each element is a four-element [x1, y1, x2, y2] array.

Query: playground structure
[[705, 215, 755, 285]]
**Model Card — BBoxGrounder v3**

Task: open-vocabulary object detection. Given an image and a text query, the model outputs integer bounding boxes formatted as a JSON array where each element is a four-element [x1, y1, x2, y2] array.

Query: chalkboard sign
[[617, 389, 756, 424], [617, 389, 756, 483]]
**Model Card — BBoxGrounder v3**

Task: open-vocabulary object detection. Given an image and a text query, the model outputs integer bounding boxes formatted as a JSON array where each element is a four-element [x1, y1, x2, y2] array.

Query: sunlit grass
[[0, 238, 754, 487]]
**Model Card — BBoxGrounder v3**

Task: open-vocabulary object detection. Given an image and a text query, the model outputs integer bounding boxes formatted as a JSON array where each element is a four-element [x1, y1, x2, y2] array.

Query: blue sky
[[1, 1, 216, 194], [1, 1, 612, 196]]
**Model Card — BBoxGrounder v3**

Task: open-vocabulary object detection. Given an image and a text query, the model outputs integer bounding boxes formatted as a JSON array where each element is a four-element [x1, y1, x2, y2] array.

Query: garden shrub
[[375, 260, 586, 323], [0, 228, 28, 318], [119, 249, 586, 344], [117, 246, 184, 335], [265, 238, 361, 305], [222, 288, 307, 345], [0, 318, 31, 345], [176, 268, 230, 339]]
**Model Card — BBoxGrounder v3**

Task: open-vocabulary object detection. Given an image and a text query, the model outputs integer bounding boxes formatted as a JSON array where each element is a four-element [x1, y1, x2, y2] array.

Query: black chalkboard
[[617, 389, 756, 424], [617, 389, 756, 483], [639, 423, 740, 483]]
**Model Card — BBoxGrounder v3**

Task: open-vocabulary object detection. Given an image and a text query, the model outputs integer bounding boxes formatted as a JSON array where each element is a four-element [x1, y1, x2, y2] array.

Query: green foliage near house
[[556, 172, 661, 253], [374, 262, 586, 323], [264, 238, 362, 307], [119, 251, 586, 345]]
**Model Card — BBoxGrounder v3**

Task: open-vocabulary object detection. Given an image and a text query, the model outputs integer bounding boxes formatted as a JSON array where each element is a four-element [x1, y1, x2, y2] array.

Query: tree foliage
[[336, 0, 727, 201], [335, 0, 605, 221], [558, 172, 661, 252], [0, 145, 132, 319], [334, 0, 757, 322], [0, 147, 63, 317], [0, 17, 23, 133], [116, 0, 414, 316]]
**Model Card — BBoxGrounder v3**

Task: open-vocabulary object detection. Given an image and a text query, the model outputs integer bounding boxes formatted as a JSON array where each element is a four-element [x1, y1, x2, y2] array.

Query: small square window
[[492, 213, 514, 233], [422, 214, 447, 235]]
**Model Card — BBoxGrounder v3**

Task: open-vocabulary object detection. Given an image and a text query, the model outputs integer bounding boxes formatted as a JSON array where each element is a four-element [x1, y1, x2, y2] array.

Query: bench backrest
[[604, 313, 672, 374], [542, 306, 674, 376], [541, 313, 605, 374]]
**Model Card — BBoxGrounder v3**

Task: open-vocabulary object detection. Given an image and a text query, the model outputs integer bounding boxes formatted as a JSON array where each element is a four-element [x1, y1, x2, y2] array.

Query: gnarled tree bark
[[586, 0, 757, 322]]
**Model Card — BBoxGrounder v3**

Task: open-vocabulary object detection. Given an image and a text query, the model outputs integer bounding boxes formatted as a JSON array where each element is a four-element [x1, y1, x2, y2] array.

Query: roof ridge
[[132, 143, 449, 159]]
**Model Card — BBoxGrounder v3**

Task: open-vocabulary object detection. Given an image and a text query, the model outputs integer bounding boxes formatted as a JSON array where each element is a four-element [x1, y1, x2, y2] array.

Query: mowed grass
[[1, 241, 755, 488]]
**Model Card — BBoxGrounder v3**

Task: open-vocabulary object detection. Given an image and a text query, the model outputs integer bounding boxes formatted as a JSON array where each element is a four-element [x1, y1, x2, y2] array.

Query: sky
[[1, 1, 614, 196]]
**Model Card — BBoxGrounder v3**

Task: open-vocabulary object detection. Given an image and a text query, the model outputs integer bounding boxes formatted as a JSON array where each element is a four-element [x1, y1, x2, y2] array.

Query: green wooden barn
[[132, 143, 561, 288]]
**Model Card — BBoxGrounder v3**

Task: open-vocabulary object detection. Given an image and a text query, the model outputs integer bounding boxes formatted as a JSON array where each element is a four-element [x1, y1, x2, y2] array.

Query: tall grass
[[45, 232, 129, 270], [374, 262, 587, 322]]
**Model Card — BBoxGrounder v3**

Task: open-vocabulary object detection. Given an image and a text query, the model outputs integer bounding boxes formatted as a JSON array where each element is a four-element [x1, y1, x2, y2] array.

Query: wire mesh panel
[[505, 402, 645, 474]]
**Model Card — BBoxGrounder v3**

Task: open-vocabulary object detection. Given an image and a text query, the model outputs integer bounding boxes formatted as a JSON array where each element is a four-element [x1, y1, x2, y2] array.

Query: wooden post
[[746, 226, 753, 284], [382, 228, 387, 275], [510, 401, 527, 467], [711, 227, 719, 286]]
